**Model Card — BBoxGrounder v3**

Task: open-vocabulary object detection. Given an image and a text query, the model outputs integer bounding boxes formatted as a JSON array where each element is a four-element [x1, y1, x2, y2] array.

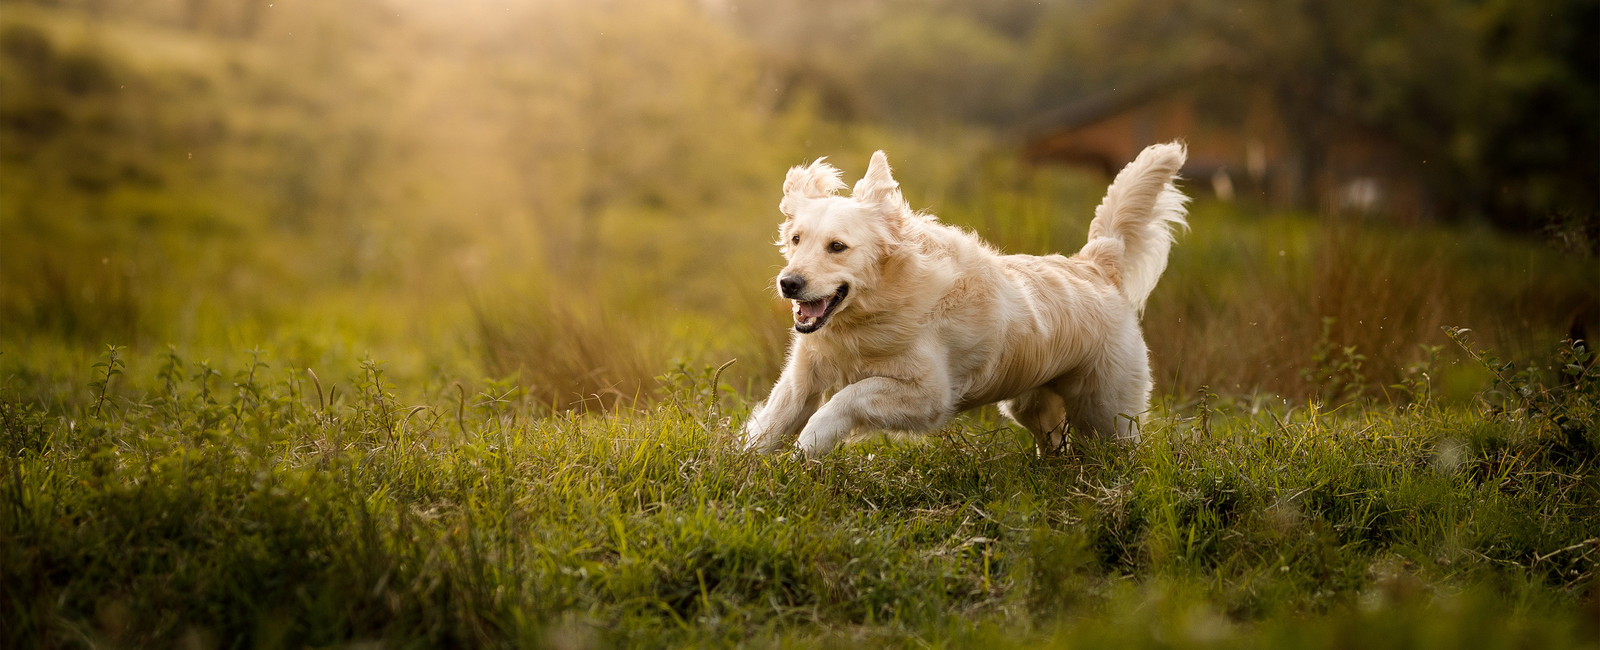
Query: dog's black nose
[[778, 274, 807, 298]]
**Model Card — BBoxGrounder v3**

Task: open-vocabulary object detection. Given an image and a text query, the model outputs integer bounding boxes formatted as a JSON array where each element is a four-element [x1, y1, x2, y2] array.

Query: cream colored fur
[[744, 142, 1189, 457]]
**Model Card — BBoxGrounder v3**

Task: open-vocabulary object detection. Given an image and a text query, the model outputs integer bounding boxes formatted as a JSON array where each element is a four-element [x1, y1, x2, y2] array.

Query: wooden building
[[1021, 75, 1434, 220]]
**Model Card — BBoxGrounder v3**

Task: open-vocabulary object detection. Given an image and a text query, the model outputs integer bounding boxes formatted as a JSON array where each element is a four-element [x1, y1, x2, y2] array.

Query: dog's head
[[773, 151, 908, 334]]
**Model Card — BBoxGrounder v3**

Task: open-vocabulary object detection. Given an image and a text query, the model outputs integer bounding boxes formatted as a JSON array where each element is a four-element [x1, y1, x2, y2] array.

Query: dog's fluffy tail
[[1082, 141, 1189, 314]]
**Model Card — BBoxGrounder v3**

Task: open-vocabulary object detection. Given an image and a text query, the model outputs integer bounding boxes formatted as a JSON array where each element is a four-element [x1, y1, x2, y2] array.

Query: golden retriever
[[743, 142, 1188, 457]]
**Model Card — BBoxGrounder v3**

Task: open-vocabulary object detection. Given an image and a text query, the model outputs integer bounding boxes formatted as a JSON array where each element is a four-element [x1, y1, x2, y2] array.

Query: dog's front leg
[[742, 366, 822, 453], [795, 376, 951, 458]]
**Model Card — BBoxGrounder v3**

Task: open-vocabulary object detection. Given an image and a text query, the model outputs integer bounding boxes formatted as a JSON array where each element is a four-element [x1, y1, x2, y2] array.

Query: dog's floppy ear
[[779, 158, 846, 217], [852, 150, 905, 214]]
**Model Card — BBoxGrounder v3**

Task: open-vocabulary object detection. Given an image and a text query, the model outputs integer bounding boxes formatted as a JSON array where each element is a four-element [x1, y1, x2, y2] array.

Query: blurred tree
[[857, 11, 1025, 127], [1040, 0, 1598, 229], [726, 0, 1045, 127], [498, 0, 773, 283]]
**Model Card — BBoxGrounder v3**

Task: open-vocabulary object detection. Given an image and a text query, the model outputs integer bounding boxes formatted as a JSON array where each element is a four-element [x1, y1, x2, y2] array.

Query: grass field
[[3, 335, 1598, 648]]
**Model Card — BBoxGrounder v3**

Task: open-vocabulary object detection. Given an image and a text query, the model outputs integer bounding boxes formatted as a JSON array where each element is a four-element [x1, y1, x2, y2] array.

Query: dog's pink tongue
[[798, 298, 828, 319]]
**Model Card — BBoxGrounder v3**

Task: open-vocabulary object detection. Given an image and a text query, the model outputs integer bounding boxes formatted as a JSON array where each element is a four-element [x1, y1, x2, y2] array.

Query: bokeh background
[[2, 0, 1595, 409]]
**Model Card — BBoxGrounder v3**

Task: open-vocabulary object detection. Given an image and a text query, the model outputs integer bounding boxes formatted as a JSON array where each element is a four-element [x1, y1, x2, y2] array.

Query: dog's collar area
[[793, 284, 849, 333]]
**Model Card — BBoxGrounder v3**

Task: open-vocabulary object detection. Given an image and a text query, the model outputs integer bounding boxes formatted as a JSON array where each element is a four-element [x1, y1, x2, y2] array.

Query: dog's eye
[[828, 241, 848, 253], [791, 235, 800, 245]]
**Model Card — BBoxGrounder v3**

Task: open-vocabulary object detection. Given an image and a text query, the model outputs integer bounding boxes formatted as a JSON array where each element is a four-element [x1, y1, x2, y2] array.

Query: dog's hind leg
[[1063, 390, 1144, 444], [1056, 340, 1152, 445], [1000, 389, 1068, 456]]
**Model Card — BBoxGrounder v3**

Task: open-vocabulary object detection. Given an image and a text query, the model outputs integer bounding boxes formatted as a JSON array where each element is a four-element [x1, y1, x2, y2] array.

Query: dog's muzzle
[[793, 284, 848, 333]]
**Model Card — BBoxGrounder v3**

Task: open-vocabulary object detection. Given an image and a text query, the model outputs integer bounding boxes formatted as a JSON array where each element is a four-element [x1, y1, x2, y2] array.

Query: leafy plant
[[0, 391, 50, 457], [1390, 343, 1444, 409], [1301, 317, 1368, 405], [88, 343, 124, 420], [1446, 326, 1599, 451], [657, 358, 738, 438]]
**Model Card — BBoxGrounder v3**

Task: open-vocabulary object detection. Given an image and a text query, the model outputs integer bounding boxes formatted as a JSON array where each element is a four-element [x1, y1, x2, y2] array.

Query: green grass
[[3, 345, 1597, 649]]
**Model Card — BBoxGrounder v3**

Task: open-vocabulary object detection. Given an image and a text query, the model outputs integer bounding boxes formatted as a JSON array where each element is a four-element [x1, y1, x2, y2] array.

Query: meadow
[[3, 1, 1599, 648], [2, 333, 1598, 648]]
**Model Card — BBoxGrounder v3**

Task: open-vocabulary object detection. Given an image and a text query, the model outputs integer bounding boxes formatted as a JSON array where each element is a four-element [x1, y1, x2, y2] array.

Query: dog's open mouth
[[793, 284, 849, 333]]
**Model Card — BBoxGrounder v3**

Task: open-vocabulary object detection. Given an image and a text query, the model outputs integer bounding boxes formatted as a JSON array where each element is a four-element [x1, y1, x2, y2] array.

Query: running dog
[[743, 142, 1188, 457]]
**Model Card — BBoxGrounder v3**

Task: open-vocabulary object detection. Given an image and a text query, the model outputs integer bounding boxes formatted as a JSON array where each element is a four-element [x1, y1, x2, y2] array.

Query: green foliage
[[657, 359, 739, 437], [1302, 317, 1370, 405], [1053, 0, 1598, 228], [87, 343, 124, 419], [1447, 327, 1599, 453], [0, 389, 51, 457], [854, 11, 1026, 126], [1391, 343, 1445, 409]]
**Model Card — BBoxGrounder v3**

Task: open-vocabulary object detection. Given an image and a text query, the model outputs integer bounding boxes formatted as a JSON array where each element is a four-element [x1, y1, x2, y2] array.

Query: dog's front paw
[[794, 424, 839, 459], [794, 434, 820, 458], [740, 403, 781, 453], [741, 427, 773, 454]]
